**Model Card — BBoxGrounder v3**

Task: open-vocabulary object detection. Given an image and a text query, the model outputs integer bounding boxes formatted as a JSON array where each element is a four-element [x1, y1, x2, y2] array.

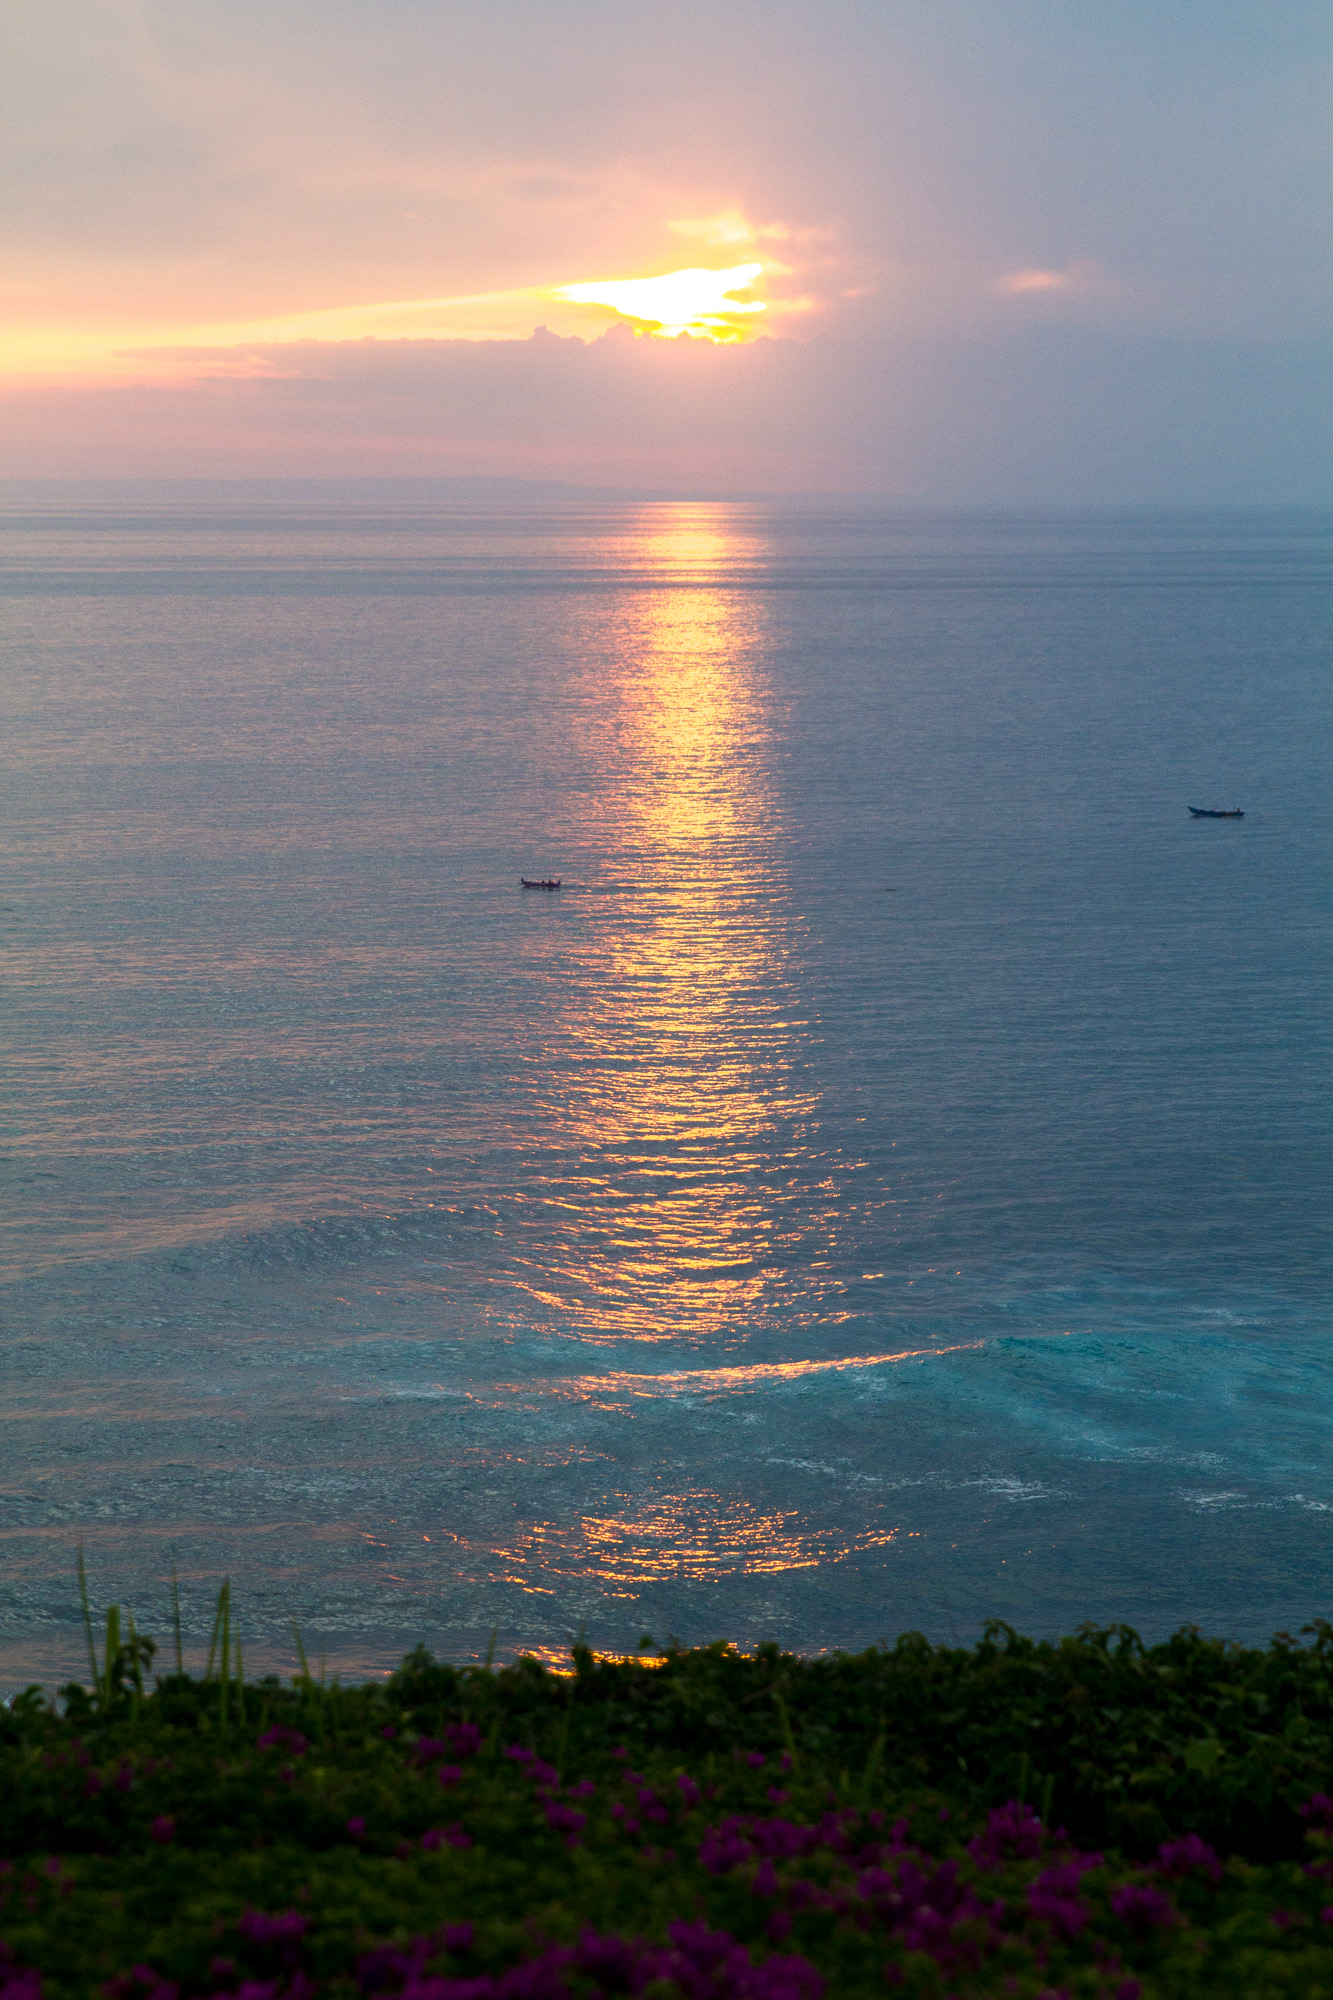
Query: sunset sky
[[3, 1, 1329, 495]]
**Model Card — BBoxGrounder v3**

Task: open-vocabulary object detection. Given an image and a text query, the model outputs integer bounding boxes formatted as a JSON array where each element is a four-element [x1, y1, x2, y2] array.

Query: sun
[[551, 263, 766, 341]]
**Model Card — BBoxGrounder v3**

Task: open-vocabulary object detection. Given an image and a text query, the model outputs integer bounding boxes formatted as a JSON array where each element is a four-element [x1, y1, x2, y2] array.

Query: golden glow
[[511, 1645, 669, 1674], [668, 211, 790, 250], [553, 263, 766, 340], [503, 505, 858, 1349], [506, 1342, 985, 1406], [998, 259, 1100, 297], [0, 253, 778, 384], [490, 1490, 898, 1595]]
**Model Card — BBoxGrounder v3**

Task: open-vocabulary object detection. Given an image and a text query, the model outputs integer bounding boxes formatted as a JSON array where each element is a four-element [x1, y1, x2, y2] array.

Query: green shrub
[[2, 1613, 1332, 1997]]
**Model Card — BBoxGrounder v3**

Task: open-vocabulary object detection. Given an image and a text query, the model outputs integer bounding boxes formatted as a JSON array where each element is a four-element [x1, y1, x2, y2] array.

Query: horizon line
[[2, 477, 1328, 512]]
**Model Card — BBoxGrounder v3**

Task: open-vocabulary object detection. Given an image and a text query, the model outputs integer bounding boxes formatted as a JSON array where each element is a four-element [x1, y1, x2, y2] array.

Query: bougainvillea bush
[[3, 1620, 1333, 1997]]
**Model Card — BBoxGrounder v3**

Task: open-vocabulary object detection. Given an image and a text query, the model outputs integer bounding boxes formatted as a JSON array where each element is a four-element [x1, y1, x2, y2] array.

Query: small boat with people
[[1188, 807, 1244, 819], [520, 877, 562, 889]]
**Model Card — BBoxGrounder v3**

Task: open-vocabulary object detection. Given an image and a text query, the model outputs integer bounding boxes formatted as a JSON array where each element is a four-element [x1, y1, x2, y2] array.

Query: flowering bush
[[2, 1627, 1332, 1995]]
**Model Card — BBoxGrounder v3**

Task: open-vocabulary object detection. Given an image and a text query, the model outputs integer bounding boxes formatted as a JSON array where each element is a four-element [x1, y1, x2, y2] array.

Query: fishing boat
[[520, 877, 562, 889], [1188, 807, 1244, 819]]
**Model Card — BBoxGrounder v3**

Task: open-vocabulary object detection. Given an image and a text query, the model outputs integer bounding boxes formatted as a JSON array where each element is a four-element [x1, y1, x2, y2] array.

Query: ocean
[[0, 496, 1329, 1691]]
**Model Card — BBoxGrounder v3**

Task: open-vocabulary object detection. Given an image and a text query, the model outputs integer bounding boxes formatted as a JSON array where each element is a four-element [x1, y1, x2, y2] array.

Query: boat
[[520, 877, 562, 889], [1188, 807, 1244, 819]]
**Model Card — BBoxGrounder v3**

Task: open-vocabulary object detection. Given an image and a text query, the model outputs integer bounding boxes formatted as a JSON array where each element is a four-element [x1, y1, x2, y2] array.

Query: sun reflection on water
[[489, 1488, 898, 1597], [495, 1341, 984, 1410], [512, 507, 851, 1349]]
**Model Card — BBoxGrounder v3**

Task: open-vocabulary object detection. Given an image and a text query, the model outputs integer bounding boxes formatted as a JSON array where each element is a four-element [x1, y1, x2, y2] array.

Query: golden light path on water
[[504, 507, 847, 1352], [495, 1342, 986, 1407], [471, 509, 906, 1598], [505, 1499, 901, 1595]]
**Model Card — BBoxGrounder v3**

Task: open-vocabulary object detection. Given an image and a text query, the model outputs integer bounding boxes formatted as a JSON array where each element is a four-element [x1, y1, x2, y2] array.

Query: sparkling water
[[1, 497, 1329, 1689]]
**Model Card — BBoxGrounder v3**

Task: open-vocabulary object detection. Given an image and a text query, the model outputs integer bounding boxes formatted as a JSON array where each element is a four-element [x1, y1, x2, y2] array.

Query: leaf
[[1184, 1736, 1225, 1776]]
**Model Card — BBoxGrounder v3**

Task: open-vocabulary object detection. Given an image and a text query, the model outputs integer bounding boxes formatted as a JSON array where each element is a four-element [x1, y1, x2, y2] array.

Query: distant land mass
[[5, 481, 1328, 519], [0, 476, 880, 507]]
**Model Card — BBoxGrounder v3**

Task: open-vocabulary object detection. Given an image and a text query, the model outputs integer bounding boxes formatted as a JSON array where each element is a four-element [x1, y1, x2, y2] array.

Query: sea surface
[[0, 496, 1329, 1691]]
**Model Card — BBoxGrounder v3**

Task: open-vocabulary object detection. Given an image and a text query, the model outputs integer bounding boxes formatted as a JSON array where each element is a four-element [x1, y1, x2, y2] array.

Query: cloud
[[5, 0, 1325, 398], [0, 323, 1326, 505], [998, 259, 1103, 296], [668, 211, 792, 249]]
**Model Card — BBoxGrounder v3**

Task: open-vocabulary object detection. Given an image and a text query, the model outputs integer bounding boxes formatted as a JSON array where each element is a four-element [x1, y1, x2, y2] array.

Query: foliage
[[3, 1613, 1333, 1998]]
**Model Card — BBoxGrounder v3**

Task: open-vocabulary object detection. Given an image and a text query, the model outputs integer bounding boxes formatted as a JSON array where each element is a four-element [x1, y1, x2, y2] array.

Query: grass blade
[[773, 1689, 797, 1763], [858, 1729, 885, 1807], [77, 1545, 98, 1690], [102, 1604, 121, 1712], [170, 1557, 183, 1677], [205, 1584, 226, 1682], [291, 1619, 310, 1682], [127, 1608, 145, 1721], [218, 1580, 231, 1732]]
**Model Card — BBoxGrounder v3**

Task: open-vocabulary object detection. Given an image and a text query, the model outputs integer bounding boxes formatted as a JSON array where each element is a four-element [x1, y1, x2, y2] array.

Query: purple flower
[[0, 1954, 42, 2000], [236, 1911, 309, 1948], [355, 1943, 425, 1994], [574, 1933, 639, 1988], [699, 1822, 754, 1875], [418, 1822, 472, 1853], [1301, 1792, 1333, 1828], [149, 1817, 175, 1846], [1155, 1833, 1222, 1883], [257, 1727, 307, 1758], [1026, 1865, 1088, 1941], [103, 1971, 180, 2000], [747, 1752, 767, 1770], [1110, 1884, 1178, 1932], [442, 1927, 473, 1955], [412, 1738, 468, 1771], [677, 1775, 701, 1809], [436, 1766, 464, 1789], [445, 1723, 483, 1760], [969, 1799, 1044, 1866], [346, 1818, 366, 1840]]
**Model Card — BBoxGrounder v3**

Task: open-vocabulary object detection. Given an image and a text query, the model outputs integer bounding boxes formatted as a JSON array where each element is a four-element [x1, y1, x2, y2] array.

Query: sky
[[2, 0, 1329, 497]]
